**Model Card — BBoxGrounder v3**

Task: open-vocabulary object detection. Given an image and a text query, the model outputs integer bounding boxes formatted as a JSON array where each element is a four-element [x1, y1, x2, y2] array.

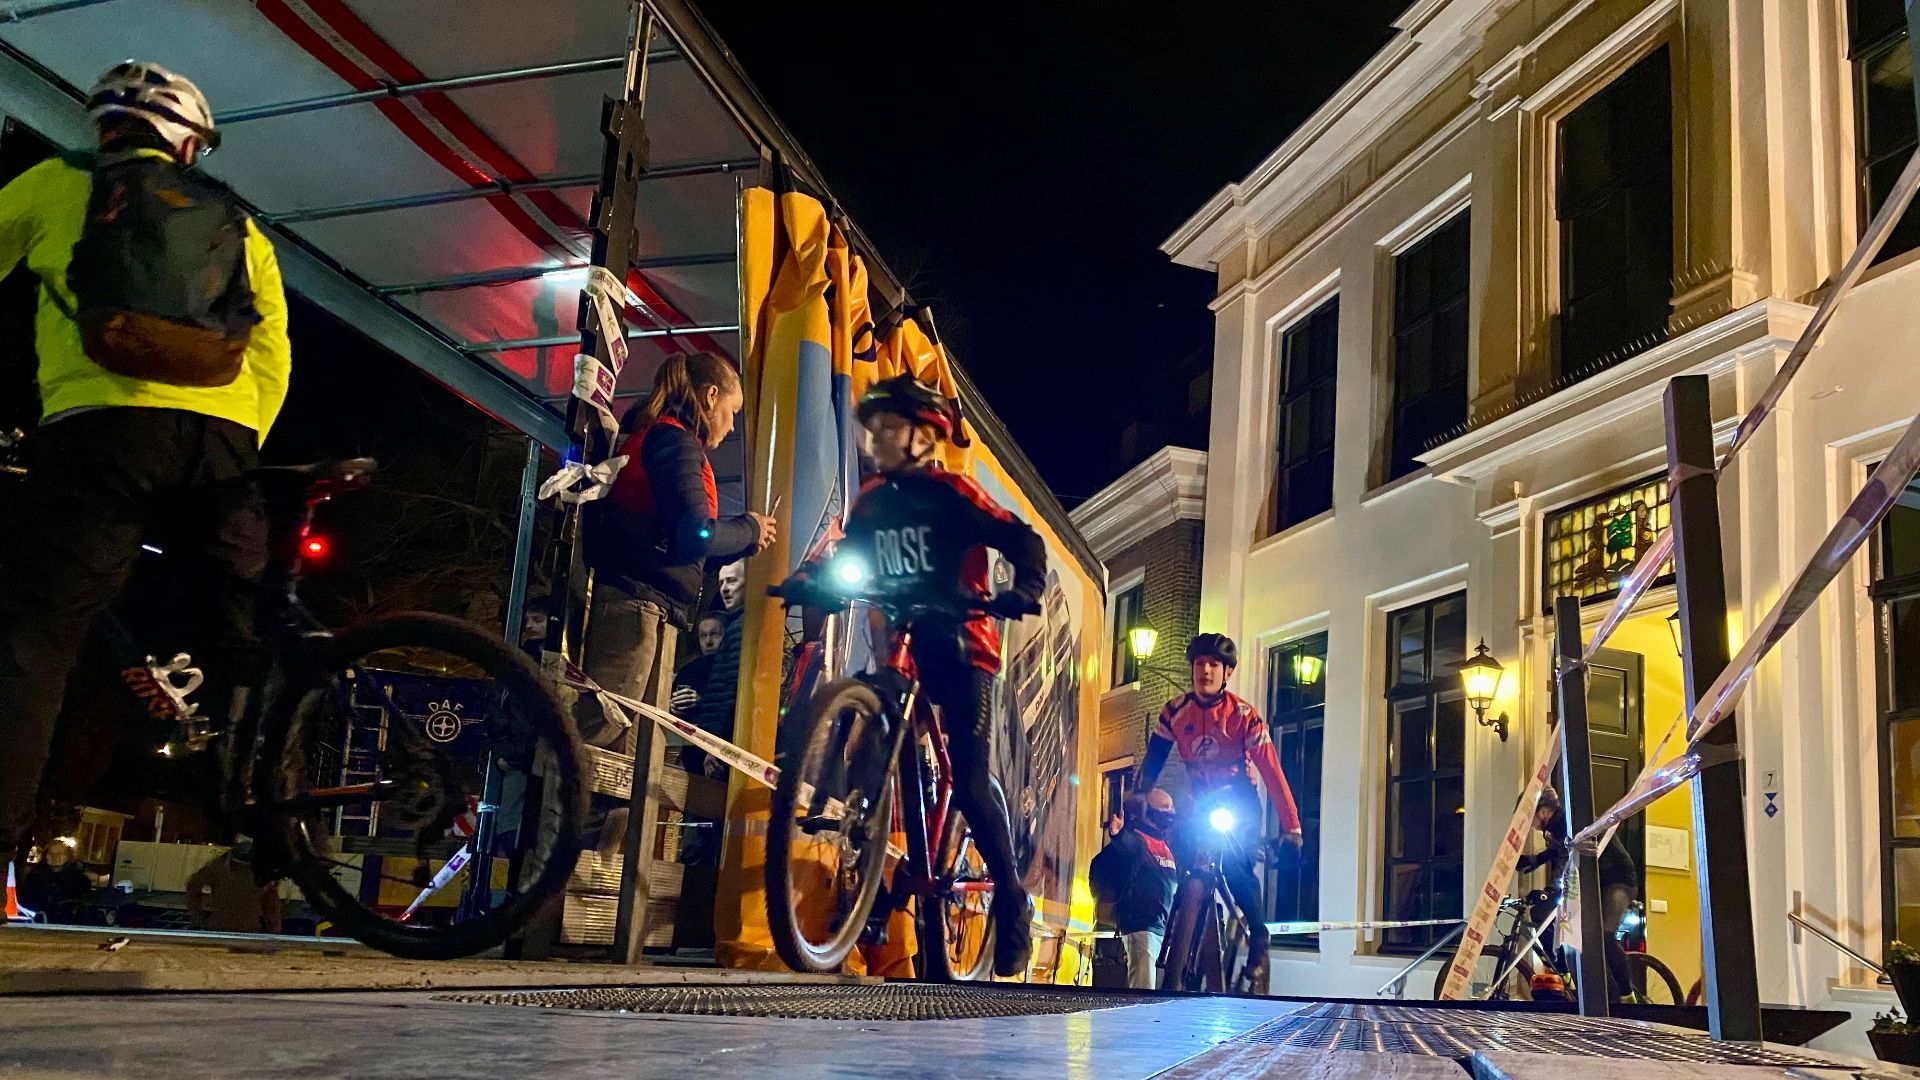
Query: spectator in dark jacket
[[688, 561, 748, 757], [579, 352, 776, 752], [1090, 789, 1179, 989], [679, 563, 748, 867], [1518, 785, 1639, 999], [670, 612, 727, 720]]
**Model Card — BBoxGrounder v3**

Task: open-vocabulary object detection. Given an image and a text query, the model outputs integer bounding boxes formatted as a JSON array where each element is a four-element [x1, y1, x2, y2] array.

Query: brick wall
[[1095, 516, 1204, 809]]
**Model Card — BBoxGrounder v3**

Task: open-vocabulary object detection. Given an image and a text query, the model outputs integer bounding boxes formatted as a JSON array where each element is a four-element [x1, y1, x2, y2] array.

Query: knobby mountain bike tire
[[917, 773, 1002, 982], [1163, 875, 1224, 992], [268, 613, 586, 960], [766, 677, 895, 974]]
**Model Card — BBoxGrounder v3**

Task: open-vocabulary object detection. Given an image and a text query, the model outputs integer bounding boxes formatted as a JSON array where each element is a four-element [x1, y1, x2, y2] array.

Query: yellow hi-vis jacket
[[0, 150, 292, 437]]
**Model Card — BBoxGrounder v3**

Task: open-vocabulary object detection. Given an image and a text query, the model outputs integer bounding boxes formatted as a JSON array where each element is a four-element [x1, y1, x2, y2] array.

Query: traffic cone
[[5, 860, 36, 922]]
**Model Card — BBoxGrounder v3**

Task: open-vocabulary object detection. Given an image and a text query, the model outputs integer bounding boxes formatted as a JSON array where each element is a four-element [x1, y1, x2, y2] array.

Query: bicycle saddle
[[252, 457, 378, 498]]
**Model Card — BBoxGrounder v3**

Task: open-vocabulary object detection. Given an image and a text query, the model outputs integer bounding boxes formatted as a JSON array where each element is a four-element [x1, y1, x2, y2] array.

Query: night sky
[[698, 1, 1411, 502]]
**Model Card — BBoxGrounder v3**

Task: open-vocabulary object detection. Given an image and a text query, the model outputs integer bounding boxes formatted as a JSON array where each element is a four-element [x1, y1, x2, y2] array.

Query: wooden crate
[[558, 889, 680, 948]]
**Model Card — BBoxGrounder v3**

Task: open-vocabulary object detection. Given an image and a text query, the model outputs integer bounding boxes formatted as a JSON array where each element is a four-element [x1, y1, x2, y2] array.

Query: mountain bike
[[1161, 799, 1269, 995], [1432, 890, 1683, 1004], [12, 452, 586, 959], [763, 578, 1034, 979]]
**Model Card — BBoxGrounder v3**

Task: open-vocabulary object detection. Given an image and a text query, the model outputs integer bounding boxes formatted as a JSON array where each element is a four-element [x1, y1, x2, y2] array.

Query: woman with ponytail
[[580, 351, 776, 750]]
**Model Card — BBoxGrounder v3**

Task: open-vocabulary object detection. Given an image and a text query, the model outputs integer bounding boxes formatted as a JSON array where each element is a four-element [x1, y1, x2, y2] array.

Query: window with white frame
[[1386, 212, 1471, 481], [1555, 45, 1673, 376], [1272, 296, 1339, 534], [1110, 579, 1145, 688], [1850, 0, 1920, 263]]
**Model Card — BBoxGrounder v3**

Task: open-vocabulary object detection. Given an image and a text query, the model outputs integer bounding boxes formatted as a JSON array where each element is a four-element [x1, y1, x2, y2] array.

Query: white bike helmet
[[86, 60, 219, 160]]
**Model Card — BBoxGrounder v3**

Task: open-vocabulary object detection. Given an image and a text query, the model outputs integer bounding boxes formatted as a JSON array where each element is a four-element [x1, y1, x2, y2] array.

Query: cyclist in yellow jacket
[[0, 61, 291, 861]]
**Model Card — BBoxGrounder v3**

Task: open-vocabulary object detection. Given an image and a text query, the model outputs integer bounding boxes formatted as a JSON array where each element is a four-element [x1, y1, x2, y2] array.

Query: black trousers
[[0, 408, 268, 841], [915, 641, 1025, 915], [1178, 784, 1269, 950]]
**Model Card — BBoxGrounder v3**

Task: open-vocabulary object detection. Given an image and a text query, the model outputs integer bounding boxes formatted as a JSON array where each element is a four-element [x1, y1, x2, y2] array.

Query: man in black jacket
[[1517, 786, 1639, 999], [1091, 790, 1179, 988]]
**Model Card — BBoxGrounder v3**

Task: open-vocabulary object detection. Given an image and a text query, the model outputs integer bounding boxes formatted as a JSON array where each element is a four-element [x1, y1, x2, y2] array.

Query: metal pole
[[1552, 595, 1610, 1017], [215, 51, 677, 124], [1374, 921, 1467, 998], [603, 3, 661, 968], [515, 0, 657, 963], [503, 437, 541, 646], [1664, 374, 1764, 1041]]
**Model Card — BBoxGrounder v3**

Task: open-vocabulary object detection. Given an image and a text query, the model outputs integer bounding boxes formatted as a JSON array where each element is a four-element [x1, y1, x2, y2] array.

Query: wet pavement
[[0, 926, 1894, 1079]]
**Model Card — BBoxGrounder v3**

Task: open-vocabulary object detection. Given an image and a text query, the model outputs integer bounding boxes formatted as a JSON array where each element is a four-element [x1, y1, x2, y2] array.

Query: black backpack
[[54, 152, 260, 387]]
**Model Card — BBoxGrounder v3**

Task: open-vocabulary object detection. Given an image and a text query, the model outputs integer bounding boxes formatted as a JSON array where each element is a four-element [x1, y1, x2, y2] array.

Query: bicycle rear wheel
[[1626, 952, 1684, 1004], [923, 779, 999, 982], [765, 677, 895, 974], [266, 613, 585, 960]]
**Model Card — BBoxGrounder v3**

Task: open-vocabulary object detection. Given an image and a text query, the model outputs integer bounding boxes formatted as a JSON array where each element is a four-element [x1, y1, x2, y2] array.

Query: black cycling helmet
[[856, 375, 953, 439], [1185, 632, 1238, 670]]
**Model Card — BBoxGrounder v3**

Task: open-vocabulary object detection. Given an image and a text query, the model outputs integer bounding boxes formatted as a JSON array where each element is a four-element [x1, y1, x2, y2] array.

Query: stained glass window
[[1542, 475, 1673, 612]]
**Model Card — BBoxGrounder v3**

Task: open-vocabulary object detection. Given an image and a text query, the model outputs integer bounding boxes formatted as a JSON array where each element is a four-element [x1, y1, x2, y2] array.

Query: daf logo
[[423, 701, 466, 744]]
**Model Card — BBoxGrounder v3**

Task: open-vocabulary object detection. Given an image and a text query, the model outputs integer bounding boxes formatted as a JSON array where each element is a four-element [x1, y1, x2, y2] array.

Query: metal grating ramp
[[1230, 1003, 1848, 1067], [437, 983, 1163, 1021]]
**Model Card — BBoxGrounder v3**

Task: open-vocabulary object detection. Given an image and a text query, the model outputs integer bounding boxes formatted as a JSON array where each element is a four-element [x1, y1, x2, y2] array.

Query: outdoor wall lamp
[[1455, 639, 1510, 742], [1128, 624, 1160, 663], [1292, 653, 1324, 686]]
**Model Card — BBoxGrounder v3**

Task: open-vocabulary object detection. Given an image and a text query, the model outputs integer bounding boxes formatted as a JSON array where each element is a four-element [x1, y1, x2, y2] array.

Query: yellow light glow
[[1292, 653, 1324, 686], [1127, 625, 1159, 662], [1463, 666, 1500, 705], [56, 836, 77, 849]]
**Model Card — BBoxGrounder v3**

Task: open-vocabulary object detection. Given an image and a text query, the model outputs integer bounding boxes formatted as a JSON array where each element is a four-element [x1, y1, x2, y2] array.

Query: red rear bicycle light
[[303, 536, 329, 559]]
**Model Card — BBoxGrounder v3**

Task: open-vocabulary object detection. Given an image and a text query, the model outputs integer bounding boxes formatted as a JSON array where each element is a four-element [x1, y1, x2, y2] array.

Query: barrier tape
[[573, 353, 620, 443], [1445, 148, 1920, 1004], [551, 659, 911, 861], [1267, 917, 1462, 936], [1440, 729, 1561, 1000], [1574, 407, 1920, 850], [1580, 149, 1920, 668], [537, 454, 627, 505], [584, 266, 630, 377]]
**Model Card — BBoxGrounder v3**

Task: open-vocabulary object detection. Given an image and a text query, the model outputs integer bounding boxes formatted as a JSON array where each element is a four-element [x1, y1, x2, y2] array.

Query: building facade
[[1166, 0, 1920, 1024], [1072, 448, 1208, 817]]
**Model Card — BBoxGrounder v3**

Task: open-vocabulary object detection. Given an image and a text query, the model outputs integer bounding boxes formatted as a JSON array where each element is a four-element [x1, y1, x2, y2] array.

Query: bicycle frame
[[870, 626, 969, 909]]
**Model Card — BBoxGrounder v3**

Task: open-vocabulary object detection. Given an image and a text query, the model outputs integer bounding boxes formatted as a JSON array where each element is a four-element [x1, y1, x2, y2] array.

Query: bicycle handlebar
[[768, 581, 1033, 621]]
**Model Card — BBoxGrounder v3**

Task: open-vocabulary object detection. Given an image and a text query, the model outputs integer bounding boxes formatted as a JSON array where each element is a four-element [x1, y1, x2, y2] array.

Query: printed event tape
[[585, 267, 630, 377], [1448, 150, 1920, 1000], [1580, 151, 1920, 669], [1266, 917, 1461, 936], [1572, 408, 1920, 850], [1439, 732, 1562, 1000], [551, 658, 1089, 934], [546, 656, 916, 862]]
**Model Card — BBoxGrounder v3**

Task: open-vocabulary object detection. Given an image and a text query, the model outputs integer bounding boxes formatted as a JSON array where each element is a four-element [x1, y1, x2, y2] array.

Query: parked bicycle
[[14, 451, 586, 959], [1160, 798, 1270, 995], [763, 579, 1023, 980], [1433, 889, 1683, 1004]]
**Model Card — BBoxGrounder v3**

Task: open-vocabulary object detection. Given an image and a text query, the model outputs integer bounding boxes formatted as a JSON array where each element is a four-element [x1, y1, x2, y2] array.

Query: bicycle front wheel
[[766, 677, 895, 974], [265, 613, 585, 960]]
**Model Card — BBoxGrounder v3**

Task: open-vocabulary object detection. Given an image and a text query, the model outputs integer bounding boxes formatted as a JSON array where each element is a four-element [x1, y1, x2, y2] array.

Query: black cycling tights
[[916, 649, 1026, 913]]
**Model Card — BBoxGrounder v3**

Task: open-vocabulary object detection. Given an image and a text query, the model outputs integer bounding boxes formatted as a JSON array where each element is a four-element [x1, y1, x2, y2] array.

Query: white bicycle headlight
[[1208, 807, 1236, 834], [831, 555, 868, 589]]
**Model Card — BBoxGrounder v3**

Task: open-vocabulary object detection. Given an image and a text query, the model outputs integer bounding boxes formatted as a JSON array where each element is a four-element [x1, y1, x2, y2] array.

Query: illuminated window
[[1542, 475, 1673, 612]]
